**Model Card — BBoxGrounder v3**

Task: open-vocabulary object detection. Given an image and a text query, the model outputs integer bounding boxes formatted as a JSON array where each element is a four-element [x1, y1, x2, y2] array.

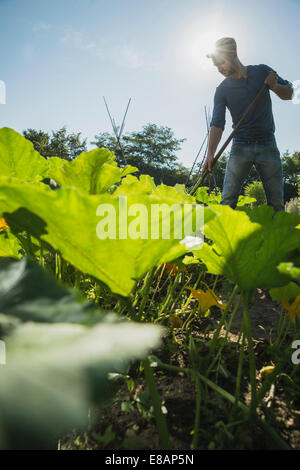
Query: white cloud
[[110, 43, 160, 70], [60, 26, 158, 70], [32, 21, 51, 33], [111, 44, 145, 69], [60, 27, 96, 51]]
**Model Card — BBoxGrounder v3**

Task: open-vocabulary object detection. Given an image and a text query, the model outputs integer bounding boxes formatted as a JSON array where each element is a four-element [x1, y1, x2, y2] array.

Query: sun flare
[[188, 31, 218, 64], [178, 18, 237, 74]]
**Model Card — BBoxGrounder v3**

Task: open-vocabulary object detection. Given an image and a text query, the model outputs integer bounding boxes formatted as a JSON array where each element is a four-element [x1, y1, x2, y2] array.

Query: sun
[[185, 30, 220, 71], [177, 15, 237, 75]]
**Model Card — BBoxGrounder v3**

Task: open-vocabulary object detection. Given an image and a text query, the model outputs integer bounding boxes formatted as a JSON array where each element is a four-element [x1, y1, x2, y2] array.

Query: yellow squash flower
[[0, 217, 9, 231], [259, 365, 275, 380], [165, 262, 186, 277], [283, 295, 300, 323], [187, 287, 226, 315]]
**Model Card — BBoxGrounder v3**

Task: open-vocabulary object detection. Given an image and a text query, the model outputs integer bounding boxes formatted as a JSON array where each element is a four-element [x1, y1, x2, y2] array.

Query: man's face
[[213, 54, 237, 77]]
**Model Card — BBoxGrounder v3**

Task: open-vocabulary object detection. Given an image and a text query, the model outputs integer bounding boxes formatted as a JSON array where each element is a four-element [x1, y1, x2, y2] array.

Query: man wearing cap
[[202, 37, 293, 212]]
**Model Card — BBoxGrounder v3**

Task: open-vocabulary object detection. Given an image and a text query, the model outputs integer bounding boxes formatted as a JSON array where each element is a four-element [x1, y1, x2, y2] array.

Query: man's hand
[[264, 71, 293, 99], [201, 126, 223, 176], [201, 154, 214, 176], [264, 71, 278, 91]]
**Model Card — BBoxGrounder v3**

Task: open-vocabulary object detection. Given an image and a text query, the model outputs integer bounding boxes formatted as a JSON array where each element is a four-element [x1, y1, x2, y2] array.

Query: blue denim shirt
[[210, 64, 291, 142]]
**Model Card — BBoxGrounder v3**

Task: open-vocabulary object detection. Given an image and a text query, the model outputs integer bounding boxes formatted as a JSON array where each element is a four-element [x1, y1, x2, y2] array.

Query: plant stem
[[142, 357, 171, 450], [231, 328, 245, 419], [277, 315, 292, 350], [74, 269, 81, 289], [156, 266, 172, 294], [212, 274, 219, 292], [55, 252, 62, 280], [169, 274, 192, 312], [207, 293, 242, 376], [257, 330, 300, 405], [150, 356, 290, 450], [25, 232, 35, 258], [148, 264, 166, 308], [209, 284, 239, 356], [182, 303, 200, 331], [182, 270, 203, 313], [137, 267, 156, 318], [242, 290, 257, 414], [39, 241, 44, 267], [156, 271, 180, 320], [192, 375, 201, 450]]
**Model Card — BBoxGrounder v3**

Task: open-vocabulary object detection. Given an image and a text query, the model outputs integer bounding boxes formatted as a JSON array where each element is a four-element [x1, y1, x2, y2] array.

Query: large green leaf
[[0, 127, 48, 182], [0, 177, 201, 296], [47, 148, 138, 194], [236, 195, 257, 206], [277, 262, 300, 282], [114, 173, 157, 195], [0, 255, 163, 449], [194, 205, 300, 291], [195, 186, 255, 206], [0, 320, 163, 449], [0, 231, 22, 258], [238, 204, 300, 228], [195, 187, 221, 205], [269, 282, 300, 303], [0, 257, 114, 325]]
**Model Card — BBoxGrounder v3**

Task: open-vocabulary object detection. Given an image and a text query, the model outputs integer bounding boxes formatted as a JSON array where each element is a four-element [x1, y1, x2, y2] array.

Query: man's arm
[[271, 82, 293, 100], [201, 86, 226, 176], [201, 126, 223, 175], [265, 71, 294, 100]]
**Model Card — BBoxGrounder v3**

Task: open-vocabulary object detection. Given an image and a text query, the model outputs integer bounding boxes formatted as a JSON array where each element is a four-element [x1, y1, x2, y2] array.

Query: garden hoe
[[189, 83, 269, 195]]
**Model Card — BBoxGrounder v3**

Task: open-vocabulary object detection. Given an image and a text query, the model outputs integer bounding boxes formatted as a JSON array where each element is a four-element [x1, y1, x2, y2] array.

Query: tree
[[280, 151, 300, 201], [92, 123, 189, 185], [282, 151, 300, 187], [23, 129, 50, 157], [244, 180, 267, 206], [123, 123, 185, 169], [23, 127, 87, 161]]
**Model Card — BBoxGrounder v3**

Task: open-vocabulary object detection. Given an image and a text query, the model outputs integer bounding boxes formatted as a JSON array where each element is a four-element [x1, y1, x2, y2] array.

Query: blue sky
[[0, 0, 299, 167]]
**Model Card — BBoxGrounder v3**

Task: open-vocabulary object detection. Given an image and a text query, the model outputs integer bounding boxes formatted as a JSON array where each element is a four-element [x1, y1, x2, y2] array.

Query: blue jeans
[[221, 136, 284, 212]]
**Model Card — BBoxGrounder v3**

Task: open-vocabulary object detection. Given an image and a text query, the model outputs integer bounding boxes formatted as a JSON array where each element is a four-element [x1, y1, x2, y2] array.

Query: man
[[202, 37, 293, 212]]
